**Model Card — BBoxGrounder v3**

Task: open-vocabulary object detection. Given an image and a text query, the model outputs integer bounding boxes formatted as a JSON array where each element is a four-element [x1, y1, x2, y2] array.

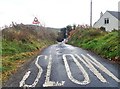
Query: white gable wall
[[93, 12, 119, 31]]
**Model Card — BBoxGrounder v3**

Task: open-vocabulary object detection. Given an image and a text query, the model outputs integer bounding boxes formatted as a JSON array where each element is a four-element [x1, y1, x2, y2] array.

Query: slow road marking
[[19, 55, 45, 87], [20, 54, 120, 87], [86, 54, 120, 82], [43, 54, 65, 87], [63, 54, 90, 85], [75, 54, 120, 83]]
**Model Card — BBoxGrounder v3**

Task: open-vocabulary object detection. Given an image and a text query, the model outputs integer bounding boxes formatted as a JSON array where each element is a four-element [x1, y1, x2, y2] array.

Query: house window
[[104, 18, 109, 24]]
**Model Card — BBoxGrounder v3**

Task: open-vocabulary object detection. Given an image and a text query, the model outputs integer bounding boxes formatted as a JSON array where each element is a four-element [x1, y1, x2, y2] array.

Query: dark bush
[[100, 27, 106, 32], [112, 29, 118, 32]]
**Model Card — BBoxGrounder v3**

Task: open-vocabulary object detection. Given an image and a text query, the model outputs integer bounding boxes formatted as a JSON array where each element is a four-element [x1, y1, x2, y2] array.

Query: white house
[[93, 11, 120, 31]]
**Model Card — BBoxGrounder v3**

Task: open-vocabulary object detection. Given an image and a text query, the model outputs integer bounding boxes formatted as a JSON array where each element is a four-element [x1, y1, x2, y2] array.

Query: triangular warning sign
[[32, 17, 40, 24]]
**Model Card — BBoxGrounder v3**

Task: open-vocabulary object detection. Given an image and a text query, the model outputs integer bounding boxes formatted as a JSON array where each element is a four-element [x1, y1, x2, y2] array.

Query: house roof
[[93, 11, 120, 26], [107, 11, 120, 20]]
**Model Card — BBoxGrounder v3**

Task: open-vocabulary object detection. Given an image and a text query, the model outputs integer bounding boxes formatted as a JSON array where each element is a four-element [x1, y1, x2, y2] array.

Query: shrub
[[100, 27, 106, 31]]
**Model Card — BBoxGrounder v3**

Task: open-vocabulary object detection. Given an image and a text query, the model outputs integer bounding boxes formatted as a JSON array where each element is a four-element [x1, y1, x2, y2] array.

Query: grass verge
[[68, 28, 120, 63], [1, 46, 48, 85]]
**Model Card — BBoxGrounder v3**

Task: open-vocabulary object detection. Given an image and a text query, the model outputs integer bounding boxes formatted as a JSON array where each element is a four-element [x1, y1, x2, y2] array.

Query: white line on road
[[63, 54, 90, 85], [56, 48, 60, 51], [87, 54, 120, 82], [19, 71, 31, 87], [75, 54, 120, 83], [75, 54, 107, 82], [44, 55, 52, 84], [43, 55, 65, 87], [19, 55, 45, 87]]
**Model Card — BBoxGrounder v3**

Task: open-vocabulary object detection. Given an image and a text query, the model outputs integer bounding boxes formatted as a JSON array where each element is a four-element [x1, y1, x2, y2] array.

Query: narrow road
[[4, 43, 120, 88]]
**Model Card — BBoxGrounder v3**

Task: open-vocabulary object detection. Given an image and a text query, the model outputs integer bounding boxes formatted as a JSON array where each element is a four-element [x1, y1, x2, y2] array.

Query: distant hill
[[24, 24, 60, 32]]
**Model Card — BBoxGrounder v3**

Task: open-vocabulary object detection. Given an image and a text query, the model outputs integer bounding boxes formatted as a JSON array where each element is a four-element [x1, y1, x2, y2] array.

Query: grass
[[1, 50, 44, 84], [68, 28, 120, 63], [2, 39, 53, 56]]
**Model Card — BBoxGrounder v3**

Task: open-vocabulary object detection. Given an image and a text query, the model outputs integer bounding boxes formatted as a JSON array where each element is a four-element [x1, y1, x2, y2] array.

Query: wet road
[[4, 43, 120, 88]]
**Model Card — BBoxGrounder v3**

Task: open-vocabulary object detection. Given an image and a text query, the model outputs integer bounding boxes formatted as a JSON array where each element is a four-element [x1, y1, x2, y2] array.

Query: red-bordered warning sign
[[32, 17, 40, 24]]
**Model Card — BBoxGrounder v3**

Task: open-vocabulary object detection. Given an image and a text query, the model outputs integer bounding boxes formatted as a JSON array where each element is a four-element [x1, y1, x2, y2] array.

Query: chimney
[[100, 12, 103, 18]]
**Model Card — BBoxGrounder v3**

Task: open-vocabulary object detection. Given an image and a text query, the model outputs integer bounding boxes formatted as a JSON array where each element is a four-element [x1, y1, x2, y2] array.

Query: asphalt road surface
[[4, 43, 120, 88]]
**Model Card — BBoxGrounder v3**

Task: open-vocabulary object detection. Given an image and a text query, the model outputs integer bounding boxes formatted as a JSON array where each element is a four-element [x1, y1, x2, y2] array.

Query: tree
[[66, 25, 72, 36], [61, 28, 67, 38], [73, 24, 76, 30]]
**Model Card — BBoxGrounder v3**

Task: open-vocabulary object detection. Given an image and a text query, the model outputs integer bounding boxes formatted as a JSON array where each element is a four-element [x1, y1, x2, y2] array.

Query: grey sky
[[0, 0, 119, 28]]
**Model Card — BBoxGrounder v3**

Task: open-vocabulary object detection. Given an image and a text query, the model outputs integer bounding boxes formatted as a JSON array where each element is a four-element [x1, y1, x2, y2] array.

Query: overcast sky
[[0, 0, 119, 28]]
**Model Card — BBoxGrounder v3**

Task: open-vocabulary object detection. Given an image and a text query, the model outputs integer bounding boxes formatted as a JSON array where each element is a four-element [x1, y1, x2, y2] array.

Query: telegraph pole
[[90, 0, 92, 27]]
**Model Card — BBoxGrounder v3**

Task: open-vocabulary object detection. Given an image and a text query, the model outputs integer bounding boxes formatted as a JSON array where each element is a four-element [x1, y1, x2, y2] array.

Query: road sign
[[32, 17, 40, 24]]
